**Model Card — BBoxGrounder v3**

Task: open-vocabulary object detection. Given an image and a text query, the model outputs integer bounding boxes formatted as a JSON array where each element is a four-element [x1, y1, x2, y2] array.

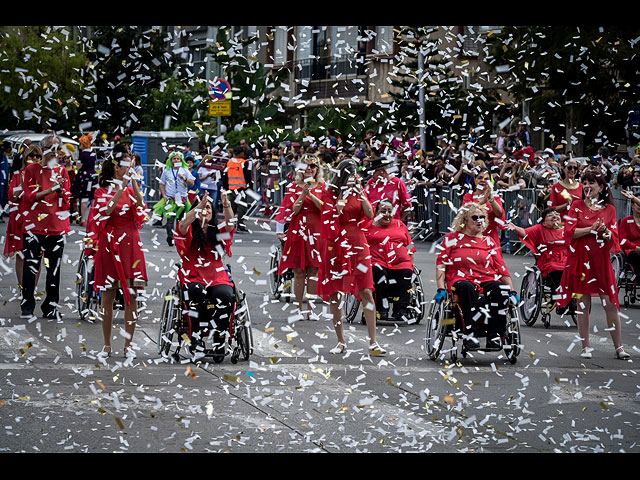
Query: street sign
[[209, 78, 232, 101], [209, 100, 231, 117]]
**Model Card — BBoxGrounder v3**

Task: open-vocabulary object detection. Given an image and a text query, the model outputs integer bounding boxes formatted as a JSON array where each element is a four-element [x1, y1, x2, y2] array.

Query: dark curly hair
[[188, 198, 222, 252], [581, 167, 613, 206]]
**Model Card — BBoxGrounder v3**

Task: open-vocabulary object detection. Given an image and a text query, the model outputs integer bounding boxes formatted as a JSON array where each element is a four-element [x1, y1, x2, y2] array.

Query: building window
[[273, 26, 287, 65], [375, 26, 394, 55]]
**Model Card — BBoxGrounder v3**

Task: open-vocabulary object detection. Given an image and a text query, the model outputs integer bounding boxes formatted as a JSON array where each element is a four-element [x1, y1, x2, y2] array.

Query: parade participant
[[92, 151, 148, 361], [275, 154, 326, 320], [505, 207, 575, 314], [462, 168, 506, 257], [2, 145, 43, 286], [174, 191, 236, 358], [154, 151, 195, 246], [71, 134, 97, 226], [185, 154, 202, 203], [363, 156, 412, 221], [317, 158, 386, 356], [435, 202, 515, 351], [556, 168, 630, 359], [549, 157, 583, 212], [197, 155, 220, 205], [20, 135, 72, 319], [222, 146, 252, 232], [366, 199, 416, 322], [619, 190, 640, 291]]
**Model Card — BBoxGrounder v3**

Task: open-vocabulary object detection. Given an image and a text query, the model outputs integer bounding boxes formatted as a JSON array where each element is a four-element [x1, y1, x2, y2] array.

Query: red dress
[[436, 232, 510, 293], [549, 181, 583, 209], [174, 222, 235, 288], [275, 182, 325, 274], [3, 172, 26, 257], [91, 186, 148, 305], [317, 189, 374, 301], [366, 219, 415, 271], [618, 215, 640, 256], [462, 192, 506, 251], [365, 176, 411, 220], [516, 224, 568, 278], [557, 199, 620, 309]]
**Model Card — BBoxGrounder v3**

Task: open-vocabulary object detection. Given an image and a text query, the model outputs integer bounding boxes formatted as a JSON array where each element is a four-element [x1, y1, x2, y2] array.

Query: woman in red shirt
[[364, 156, 411, 221], [92, 151, 148, 361], [174, 191, 236, 359], [275, 154, 325, 320], [549, 157, 583, 212], [366, 199, 416, 322], [557, 168, 629, 360], [20, 135, 72, 319], [317, 159, 386, 356], [3, 145, 42, 286], [619, 190, 640, 291], [462, 168, 506, 259], [436, 202, 515, 351], [505, 207, 574, 314]]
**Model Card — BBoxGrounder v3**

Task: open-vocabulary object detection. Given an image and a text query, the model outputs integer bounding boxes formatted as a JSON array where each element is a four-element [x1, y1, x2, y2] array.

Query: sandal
[[369, 342, 387, 356], [580, 347, 592, 359], [615, 346, 630, 360], [123, 345, 136, 360], [329, 342, 347, 355], [98, 345, 112, 359]]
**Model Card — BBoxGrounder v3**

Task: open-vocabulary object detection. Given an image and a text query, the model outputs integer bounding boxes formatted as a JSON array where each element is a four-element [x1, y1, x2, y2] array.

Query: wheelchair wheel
[[157, 287, 179, 356], [408, 267, 426, 324], [231, 289, 254, 363], [520, 268, 542, 326], [504, 303, 522, 364], [269, 243, 284, 300], [343, 293, 361, 324], [611, 252, 623, 288], [76, 253, 98, 322], [425, 299, 449, 361]]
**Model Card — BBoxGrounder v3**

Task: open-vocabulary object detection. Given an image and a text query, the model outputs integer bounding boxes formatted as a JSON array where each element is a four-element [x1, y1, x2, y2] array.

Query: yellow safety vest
[[227, 157, 247, 190]]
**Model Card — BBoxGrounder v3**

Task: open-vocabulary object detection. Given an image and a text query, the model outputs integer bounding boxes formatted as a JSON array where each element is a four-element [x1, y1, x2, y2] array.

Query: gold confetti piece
[[444, 395, 454, 405], [132, 259, 140, 268], [115, 417, 125, 430], [97, 407, 107, 415], [583, 407, 588, 412], [264, 327, 275, 333], [0, 400, 6, 407], [181, 333, 191, 344], [529, 352, 535, 358], [600, 402, 609, 411], [270, 357, 280, 364], [186, 366, 197, 379], [96, 380, 106, 391], [18, 396, 30, 402], [253, 267, 261, 275], [223, 375, 241, 383]]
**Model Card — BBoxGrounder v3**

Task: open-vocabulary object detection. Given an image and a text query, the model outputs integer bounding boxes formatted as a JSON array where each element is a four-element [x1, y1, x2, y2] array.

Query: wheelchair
[[75, 249, 125, 322], [344, 265, 426, 325], [424, 286, 522, 364], [157, 264, 254, 364], [613, 251, 638, 308], [268, 237, 294, 302], [519, 265, 577, 328]]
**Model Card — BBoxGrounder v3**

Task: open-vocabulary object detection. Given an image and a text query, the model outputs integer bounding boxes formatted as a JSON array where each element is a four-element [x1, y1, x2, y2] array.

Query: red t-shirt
[[619, 215, 640, 256], [436, 232, 510, 290], [366, 219, 415, 270], [22, 162, 71, 236], [365, 176, 411, 220], [174, 221, 235, 287], [517, 223, 568, 277], [549, 181, 583, 209]]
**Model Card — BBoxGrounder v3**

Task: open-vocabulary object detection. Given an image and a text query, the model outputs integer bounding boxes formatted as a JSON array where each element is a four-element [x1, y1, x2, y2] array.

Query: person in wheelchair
[[174, 191, 236, 358], [435, 202, 517, 351], [620, 189, 640, 279], [505, 207, 575, 315], [366, 199, 416, 322]]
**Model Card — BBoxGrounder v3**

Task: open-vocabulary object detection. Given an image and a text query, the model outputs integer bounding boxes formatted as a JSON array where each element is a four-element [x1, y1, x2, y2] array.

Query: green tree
[[489, 25, 640, 154], [0, 26, 91, 133]]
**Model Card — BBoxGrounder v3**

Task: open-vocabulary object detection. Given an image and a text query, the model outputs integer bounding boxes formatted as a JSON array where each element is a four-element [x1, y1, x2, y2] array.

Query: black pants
[[184, 283, 235, 337], [451, 280, 509, 340], [627, 251, 640, 281], [372, 265, 412, 314], [229, 189, 248, 228], [21, 233, 65, 315]]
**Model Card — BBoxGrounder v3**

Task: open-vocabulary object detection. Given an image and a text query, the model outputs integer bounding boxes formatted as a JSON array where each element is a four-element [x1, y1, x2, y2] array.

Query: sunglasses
[[471, 215, 487, 222], [566, 166, 578, 171]]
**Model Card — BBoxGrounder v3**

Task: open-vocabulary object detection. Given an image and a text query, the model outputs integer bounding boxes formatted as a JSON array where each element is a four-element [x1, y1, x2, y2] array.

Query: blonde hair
[[294, 153, 324, 185], [451, 202, 488, 233]]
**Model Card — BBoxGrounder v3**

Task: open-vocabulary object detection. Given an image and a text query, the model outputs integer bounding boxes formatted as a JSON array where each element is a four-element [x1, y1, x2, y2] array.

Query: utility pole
[[418, 41, 426, 152]]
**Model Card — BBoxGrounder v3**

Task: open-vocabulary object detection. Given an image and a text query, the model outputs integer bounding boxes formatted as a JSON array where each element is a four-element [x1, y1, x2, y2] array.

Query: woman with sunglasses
[[3, 145, 43, 286], [556, 168, 630, 360], [317, 158, 386, 356], [366, 199, 416, 322], [435, 202, 516, 351], [274, 154, 326, 320], [549, 158, 582, 212]]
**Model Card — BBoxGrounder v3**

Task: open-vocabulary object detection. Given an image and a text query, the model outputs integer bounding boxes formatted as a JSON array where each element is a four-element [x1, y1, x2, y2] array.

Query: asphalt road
[[0, 217, 638, 453]]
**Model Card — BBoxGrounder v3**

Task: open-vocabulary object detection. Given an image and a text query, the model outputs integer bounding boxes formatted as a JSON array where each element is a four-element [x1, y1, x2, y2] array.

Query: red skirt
[[3, 215, 23, 257]]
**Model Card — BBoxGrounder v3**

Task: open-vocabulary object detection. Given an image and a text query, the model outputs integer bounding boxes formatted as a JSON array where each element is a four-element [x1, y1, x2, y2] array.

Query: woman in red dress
[[549, 157, 583, 212], [505, 207, 574, 314], [3, 145, 42, 286], [366, 199, 416, 322], [275, 154, 325, 320], [317, 158, 386, 356], [174, 191, 236, 359], [619, 190, 640, 282], [436, 202, 515, 351], [462, 168, 506, 259], [557, 168, 630, 359], [93, 151, 148, 361]]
